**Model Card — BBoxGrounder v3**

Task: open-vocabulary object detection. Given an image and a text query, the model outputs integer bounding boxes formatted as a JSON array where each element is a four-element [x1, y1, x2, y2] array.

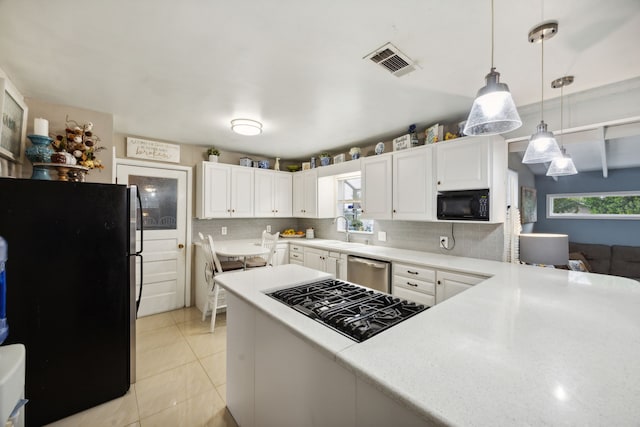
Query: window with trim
[[336, 173, 374, 233], [547, 191, 640, 219]]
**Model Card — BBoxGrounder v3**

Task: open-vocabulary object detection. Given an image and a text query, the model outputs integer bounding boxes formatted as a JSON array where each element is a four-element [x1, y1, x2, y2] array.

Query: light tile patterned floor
[[45, 307, 237, 427]]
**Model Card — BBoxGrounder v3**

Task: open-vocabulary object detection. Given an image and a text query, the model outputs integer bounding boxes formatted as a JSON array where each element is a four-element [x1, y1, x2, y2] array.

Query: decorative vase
[[274, 157, 280, 171], [320, 156, 330, 166], [208, 155, 219, 162], [25, 134, 54, 180]]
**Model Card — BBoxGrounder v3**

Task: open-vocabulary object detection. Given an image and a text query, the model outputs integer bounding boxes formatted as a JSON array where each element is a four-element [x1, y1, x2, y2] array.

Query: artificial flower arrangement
[[51, 116, 105, 170]]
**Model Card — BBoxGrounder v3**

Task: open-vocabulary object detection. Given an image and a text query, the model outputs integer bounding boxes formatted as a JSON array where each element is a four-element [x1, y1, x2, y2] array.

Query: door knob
[[178, 244, 184, 249]]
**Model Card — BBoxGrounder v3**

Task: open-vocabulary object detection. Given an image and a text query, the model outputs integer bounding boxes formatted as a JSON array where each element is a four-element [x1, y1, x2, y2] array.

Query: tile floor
[[46, 307, 238, 427]]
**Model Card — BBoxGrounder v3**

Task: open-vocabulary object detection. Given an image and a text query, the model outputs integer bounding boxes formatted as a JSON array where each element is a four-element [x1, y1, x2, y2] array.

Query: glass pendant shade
[[546, 147, 577, 176], [522, 121, 562, 164], [464, 69, 522, 136]]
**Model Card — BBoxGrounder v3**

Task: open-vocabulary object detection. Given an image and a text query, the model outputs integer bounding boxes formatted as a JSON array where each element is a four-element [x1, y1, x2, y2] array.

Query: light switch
[[221, 226, 227, 235], [378, 231, 387, 242], [266, 225, 271, 232]]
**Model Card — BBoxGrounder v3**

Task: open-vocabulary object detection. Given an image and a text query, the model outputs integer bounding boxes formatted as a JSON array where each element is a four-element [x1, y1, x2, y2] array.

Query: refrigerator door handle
[[136, 189, 143, 255], [135, 253, 143, 315]]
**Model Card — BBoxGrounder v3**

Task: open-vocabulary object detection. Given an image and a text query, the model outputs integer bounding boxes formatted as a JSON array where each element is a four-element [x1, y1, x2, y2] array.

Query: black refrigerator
[[0, 178, 140, 427]]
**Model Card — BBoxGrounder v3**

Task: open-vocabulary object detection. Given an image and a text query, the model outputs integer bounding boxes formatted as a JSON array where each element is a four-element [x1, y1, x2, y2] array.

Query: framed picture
[[0, 78, 28, 163], [333, 153, 345, 164], [520, 186, 537, 224]]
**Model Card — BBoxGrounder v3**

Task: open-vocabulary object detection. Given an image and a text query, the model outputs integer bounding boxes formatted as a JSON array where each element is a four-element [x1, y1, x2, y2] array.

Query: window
[[336, 173, 373, 233], [547, 191, 640, 219]]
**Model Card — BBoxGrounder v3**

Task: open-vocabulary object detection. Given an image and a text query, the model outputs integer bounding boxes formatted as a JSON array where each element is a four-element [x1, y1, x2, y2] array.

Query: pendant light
[[547, 76, 577, 176], [463, 0, 522, 136], [522, 21, 562, 164]]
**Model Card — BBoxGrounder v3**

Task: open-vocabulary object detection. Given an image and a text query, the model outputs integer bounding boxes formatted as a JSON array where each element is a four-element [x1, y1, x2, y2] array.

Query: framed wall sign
[[126, 137, 180, 163], [0, 78, 28, 163]]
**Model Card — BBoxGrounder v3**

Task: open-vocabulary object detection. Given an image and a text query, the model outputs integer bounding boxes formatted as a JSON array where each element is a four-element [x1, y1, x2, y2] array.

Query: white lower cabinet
[[435, 269, 486, 304], [393, 262, 487, 306], [303, 247, 328, 271], [273, 242, 289, 266], [392, 263, 436, 307], [302, 247, 347, 279], [226, 293, 430, 427], [289, 243, 304, 265]]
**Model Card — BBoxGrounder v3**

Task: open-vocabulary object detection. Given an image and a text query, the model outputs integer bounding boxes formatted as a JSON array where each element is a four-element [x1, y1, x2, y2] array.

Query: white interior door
[[117, 163, 189, 317]]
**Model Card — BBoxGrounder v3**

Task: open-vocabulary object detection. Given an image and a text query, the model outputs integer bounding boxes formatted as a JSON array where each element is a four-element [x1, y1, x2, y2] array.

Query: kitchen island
[[216, 259, 640, 426]]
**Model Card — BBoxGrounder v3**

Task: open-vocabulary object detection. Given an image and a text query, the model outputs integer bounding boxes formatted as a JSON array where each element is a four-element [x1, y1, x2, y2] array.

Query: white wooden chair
[[245, 230, 280, 268], [198, 232, 243, 332]]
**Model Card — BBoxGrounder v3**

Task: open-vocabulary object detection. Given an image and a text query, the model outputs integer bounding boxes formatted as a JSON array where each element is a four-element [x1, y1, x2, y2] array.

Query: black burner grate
[[267, 279, 428, 342]]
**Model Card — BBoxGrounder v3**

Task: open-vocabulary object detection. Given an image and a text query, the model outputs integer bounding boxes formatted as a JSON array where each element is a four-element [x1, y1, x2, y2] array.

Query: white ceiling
[[1, 0, 639, 160]]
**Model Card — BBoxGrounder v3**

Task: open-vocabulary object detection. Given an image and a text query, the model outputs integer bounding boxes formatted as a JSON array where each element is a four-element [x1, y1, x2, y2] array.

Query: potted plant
[[320, 152, 331, 166], [207, 147, 220, 162]]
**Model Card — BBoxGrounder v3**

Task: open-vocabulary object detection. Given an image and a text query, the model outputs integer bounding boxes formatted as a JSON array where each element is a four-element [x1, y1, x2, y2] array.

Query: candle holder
[[25, 134, 54, 180]]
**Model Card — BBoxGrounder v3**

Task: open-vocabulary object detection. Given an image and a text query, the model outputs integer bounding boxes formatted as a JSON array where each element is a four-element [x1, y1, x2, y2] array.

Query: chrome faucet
[[333, 216, 351, 242]]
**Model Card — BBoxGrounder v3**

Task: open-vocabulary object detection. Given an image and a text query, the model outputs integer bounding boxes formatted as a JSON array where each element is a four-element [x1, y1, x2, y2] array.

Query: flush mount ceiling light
[[463, 0, 522, 136], [231, 119, 262, 136], [522, 21, 562, 164], [547, 75, 578, 176]]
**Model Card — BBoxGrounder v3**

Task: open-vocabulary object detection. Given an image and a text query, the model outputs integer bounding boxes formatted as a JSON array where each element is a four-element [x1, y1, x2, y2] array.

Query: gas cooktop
[[267, 279, 428, 342]]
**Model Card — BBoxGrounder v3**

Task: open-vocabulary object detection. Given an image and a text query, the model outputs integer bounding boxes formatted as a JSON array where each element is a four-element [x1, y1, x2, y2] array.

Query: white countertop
[[216, 242, 640, 426]]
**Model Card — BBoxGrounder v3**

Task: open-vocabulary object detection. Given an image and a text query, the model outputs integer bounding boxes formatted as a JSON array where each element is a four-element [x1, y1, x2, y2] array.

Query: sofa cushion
[[610, 245, 640, 280], [568, 242, 611, 275]]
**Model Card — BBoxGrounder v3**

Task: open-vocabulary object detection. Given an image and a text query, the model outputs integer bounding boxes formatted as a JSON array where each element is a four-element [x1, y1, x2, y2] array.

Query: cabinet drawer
[[393, 275, 435, 295], [393, 286, 435, 307], [393, 263, 436, 282], [290, 244, 304, 253], [289, 252, 304, 262]]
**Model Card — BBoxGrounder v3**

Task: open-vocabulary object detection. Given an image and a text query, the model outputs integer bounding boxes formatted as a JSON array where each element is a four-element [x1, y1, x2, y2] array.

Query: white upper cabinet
[[361, 154, 393, 220], [436, 136, 499, 191], [393, 146, 434, 221], [254, 170, 292, 217], [196, 162, 254, 218], [435, 135, 507, 222], [292, 170, 334, 218], [362, 146, 434, 221]]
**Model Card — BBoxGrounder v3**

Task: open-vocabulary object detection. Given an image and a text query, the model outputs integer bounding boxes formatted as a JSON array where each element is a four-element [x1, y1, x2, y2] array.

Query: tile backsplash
[[195, 217, 504, 261]]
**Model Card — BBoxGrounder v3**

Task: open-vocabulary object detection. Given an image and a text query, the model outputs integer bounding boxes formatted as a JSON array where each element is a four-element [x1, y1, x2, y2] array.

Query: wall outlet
[[378, 231, 387, 242], [439, 236, 449, 249], [266, 225, 271, 232], [221, 226, 228, 236]]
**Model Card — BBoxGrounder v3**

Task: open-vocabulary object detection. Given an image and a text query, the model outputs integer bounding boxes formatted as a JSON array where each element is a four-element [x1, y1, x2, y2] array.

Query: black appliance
[[0, 178, 141, 427], [437, 189, 490, 221], [267, 279, 427, 342]]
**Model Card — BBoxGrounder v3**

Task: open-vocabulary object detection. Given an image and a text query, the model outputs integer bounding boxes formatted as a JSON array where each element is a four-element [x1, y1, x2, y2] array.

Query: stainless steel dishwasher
[[347, 255, 391, 293]]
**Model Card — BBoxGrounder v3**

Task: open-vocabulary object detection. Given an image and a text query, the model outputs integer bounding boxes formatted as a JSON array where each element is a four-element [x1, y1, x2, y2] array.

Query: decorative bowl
[[286, 165, 300, 172]]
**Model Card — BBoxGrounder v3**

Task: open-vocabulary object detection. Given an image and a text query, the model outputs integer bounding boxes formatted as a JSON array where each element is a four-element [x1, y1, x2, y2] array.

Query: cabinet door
[[435, 270, 486, 304], [273, 243, 289, 267], [302, 171, 318, 218], [393, 147, 433, 220], [436, 137, 489, 191], [292, 173, 305, 217], [303, 248, 327, 272], [361, 155, 392, 220], [231, 167, 255, 217], [273, 172, 293, 217], [254, 169, 275, 217], [203, 163, 231, 218]]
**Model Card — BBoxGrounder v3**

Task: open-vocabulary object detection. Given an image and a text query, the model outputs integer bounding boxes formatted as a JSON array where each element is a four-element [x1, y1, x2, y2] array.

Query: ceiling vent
[[364, 42, 416, 77]]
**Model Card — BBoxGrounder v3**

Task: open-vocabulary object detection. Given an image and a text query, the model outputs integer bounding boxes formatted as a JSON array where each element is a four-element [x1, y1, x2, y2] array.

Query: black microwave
[[437, 189, 490, 221]]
